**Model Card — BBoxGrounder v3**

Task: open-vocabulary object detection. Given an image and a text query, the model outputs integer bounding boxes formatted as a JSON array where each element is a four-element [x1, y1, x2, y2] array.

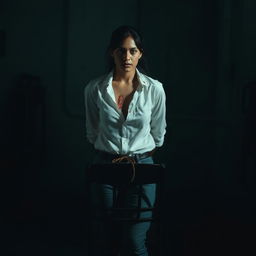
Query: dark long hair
[[105, 25, 149, 75]]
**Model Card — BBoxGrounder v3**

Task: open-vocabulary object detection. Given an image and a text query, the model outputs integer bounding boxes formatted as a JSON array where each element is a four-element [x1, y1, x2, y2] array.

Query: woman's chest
[[98, 88, 152, 125], [112, 82, 137, 119]]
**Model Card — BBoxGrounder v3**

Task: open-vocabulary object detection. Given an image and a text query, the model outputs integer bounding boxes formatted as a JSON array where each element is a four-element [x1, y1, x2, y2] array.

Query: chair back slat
[[87, 163, 165, 185]]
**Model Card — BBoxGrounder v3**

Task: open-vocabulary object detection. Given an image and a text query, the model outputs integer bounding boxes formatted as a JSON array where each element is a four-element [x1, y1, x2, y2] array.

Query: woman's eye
[[118, 48, 125, 54], [116, 48, 138, 55]]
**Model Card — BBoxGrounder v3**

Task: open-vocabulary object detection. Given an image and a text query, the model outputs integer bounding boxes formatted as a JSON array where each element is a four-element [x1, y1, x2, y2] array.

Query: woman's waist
[[94, 134, 156, 156], [95, 149, 154, 162]]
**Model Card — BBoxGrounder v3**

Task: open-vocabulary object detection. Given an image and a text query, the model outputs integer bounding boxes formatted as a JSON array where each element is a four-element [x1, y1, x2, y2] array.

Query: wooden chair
[[86, 162, 166, 255]]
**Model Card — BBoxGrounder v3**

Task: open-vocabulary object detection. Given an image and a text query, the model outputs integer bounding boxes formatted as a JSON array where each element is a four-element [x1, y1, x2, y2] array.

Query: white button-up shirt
[[84, 67, 166, 155]]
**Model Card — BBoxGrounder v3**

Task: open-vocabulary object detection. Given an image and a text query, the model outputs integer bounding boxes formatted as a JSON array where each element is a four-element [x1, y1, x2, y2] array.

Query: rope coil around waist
[[112, 156, 136, 183]]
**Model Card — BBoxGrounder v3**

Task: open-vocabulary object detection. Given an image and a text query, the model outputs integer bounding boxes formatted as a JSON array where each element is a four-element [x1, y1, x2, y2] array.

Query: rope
[[112, 156, 136, 183]]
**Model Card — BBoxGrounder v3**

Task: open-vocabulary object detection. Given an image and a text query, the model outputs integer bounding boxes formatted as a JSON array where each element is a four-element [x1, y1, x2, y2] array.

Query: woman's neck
[[113, 67, 137, 84]]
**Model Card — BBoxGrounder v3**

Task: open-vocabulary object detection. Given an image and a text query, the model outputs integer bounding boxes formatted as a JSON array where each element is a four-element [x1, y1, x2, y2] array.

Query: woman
[[84, 25, 166, 256]]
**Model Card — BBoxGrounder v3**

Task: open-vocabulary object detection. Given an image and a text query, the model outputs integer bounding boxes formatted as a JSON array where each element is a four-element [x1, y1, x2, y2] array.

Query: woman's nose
[[123, 51, 132, 60]]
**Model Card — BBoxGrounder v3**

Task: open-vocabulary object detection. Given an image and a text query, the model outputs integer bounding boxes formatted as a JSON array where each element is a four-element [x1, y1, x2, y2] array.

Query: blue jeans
[[90, 152, 156, 256]]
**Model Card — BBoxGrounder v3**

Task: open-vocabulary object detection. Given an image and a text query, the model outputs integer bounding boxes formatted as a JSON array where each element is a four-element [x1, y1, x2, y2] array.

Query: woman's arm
[[150, 83, 167, 148]]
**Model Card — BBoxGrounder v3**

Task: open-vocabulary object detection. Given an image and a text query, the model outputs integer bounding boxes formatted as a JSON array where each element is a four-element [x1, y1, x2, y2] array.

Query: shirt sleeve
[[84, 81, 99, 144], [150, 82, 167, 147]]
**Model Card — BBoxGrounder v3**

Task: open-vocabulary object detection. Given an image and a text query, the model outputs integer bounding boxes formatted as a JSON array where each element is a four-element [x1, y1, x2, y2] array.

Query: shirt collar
[[103, 67, 149, 90]]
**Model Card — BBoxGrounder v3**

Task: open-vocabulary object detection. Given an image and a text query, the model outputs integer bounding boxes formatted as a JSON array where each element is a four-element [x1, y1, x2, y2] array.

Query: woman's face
[[111, 36, 142, 72]]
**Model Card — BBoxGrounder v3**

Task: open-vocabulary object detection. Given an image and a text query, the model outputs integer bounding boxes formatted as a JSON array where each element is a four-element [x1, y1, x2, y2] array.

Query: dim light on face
[[111, 36, 142, 72]]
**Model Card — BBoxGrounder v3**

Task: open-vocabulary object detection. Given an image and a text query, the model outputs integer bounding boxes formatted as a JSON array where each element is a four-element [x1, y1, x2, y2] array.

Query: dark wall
[[1, 0, 255, 255]]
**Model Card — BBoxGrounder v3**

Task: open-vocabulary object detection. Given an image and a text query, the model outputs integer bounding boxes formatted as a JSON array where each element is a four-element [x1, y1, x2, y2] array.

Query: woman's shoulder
[[84, 73, 108, 87], [83, 72, 109, 94], [140, 72, 164, 91]]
